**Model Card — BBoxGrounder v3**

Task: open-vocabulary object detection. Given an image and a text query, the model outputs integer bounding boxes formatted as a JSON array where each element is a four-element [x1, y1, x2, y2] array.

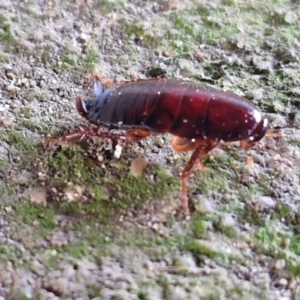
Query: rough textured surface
[[0, 0, 300, 299]]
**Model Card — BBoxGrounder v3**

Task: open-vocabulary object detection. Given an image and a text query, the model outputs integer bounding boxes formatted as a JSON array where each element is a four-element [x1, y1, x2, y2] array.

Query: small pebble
[[278, 278, 288, 286], [130, 157, 148, 177], [220, 213, 236, 227], [5, 68, 15, 79], [114, 144, 123, 159], [25, 187, 47, 205], [275, 259, 286, 270], [194, 197, 214, 213], [55, 277, 70, 295], [254, 196, 276, 210], [0, 118, 13, 127]]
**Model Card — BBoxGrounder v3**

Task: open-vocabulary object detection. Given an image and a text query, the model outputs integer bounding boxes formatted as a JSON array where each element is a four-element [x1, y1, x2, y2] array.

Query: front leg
[[42, 127, 154, 145], [42, 128, 127, 145]]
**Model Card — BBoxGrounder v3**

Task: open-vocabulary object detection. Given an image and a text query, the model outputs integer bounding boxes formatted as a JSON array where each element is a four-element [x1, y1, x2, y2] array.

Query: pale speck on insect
[[157, 91, 161, 95], [191, 139, 195, 142], [118, 121, 123, 125], [252, 110, 262, 123], [183, 119, 188, 123]]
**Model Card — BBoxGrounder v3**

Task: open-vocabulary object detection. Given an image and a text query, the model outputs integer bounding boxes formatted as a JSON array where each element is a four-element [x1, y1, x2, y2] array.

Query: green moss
[[193, 168, 233, 195], [186, 240, 223, 262], [21, 120, 49, 133], [0, 14, 18, 51], [16, 202, 56, 230], [120, 0, 299, 57], [92, 0, 125, 14], [38, 143, 179, 222], [117, 167, 178, 206], [217, 223, 237, 239], [18, 5, 42, 18], [57, 242, 89, 258], [255, 224, 289, 253], [0, 14, 7, 24], [60, 54, 76, 68], [87, 284, 103, 298], [191, 214, 206, 238], [2, 129, 34, 151], [7, 292, 32, 300], [137, 291, 150, 300], [0, 246, 8, 254], [290, 235, 300, 256], [81, 45, 99, 73], [271, 204, 294, 222], [241, 207, 265, 226], [292, 264, 300, 276], [0, 159, 6, 169]]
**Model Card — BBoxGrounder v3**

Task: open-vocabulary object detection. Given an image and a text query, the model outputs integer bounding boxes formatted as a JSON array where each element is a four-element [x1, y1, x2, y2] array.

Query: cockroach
[[43, 77, 269, 215]]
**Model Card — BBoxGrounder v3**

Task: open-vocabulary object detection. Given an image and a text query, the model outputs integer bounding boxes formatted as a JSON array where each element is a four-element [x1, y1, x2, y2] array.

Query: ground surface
[[0, 0, 300, 299]]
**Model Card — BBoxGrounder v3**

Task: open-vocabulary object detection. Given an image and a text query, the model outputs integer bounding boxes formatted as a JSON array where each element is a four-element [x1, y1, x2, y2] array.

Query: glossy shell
[[83, 79, 267, 143]]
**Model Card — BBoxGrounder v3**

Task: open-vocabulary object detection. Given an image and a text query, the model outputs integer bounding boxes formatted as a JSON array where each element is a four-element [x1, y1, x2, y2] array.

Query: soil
[[0, 1, 299, 299]]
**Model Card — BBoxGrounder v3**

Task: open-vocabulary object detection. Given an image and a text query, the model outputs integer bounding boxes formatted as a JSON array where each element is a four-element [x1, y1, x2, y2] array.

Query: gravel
[[0, 0, 300, 299]]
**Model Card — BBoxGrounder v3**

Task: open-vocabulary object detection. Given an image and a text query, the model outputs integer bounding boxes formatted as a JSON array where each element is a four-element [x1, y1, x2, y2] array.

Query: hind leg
[[172, 137, 218, 215]]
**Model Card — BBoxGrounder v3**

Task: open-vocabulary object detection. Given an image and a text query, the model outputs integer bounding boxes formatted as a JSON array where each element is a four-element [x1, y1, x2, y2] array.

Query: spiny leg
[[195, 159, 210, 171], [172, 136, 218, 215], [42, 127, 153, 145], [181, 143, 218, 215], [42, 128, 127, 145]]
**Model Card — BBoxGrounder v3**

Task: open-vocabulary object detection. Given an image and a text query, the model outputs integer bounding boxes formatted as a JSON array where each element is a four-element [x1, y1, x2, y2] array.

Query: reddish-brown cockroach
[[43, 77, 269, 215]]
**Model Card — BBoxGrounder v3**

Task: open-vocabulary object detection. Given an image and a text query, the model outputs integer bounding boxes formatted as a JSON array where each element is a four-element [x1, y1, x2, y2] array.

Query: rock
[[5, 68, 15, 80], [254, 196, 276, 211], [174, 254, 197, 273], [246, 89, 264, 101], [0, 118, 13, 127], [55, 277, 70, 295], [275, 259, 286, 270], [114, 144, 123, 159], [177, 59, 195, 77], [220, 214, 236, 227], [79, 32, 90, 43], [26, 187, 47, 205], [194, 197, 215, 213], [168, 286, 188, 300], [278, 278, 288, 286], [130, 157, 148, 177], [284, 11, 298, 24]]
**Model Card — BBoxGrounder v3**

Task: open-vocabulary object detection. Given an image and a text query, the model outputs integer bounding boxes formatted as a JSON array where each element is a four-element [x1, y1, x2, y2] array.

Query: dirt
[[0, 0, 300, 299]]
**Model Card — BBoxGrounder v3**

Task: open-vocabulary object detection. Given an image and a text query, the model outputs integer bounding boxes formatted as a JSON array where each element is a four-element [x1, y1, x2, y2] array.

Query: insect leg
[[94, 75, 115, 88], [172, 136, 218, 215], [125, 128, 153, 143], [42, 128, 127, 145]]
